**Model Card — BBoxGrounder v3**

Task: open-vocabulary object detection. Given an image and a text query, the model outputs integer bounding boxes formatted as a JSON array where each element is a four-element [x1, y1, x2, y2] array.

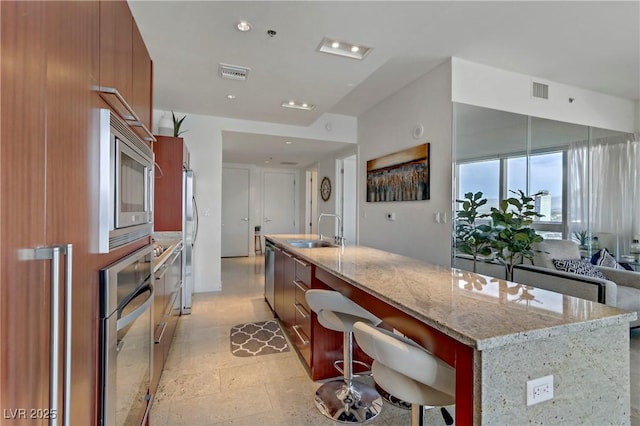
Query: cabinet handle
[[294, 303, 310, 319], [292, 325, 310, 346], [32, 244, 73, 426], [294, 257, 309, 268], [155, 322, 167, 344], [293, 280, 309, 293], [283, 251, 293, 258]]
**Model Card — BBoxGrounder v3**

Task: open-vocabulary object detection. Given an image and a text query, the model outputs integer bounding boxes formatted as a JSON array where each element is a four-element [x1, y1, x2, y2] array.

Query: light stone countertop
[[267, 234, 636, 350]]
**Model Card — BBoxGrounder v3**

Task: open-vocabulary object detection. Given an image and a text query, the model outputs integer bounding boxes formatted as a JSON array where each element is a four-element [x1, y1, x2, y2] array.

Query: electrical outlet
[[526, 375, 554, 406]]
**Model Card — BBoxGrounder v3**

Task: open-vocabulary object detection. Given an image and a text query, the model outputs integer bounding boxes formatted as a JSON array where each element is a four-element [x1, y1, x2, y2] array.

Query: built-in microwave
[[97, 109, 154, 253]]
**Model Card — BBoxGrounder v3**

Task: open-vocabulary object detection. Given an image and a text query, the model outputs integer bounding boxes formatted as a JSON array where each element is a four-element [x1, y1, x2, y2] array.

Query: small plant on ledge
[[572, 230, 591, 250], [172, 111, 187, 137]]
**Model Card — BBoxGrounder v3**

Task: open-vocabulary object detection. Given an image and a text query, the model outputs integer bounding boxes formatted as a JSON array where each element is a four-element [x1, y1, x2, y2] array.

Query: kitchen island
[[266, 234, 636, 425]]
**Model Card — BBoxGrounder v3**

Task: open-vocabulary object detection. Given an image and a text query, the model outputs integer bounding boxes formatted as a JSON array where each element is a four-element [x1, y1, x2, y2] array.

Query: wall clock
[[320, 177, 331, 201]]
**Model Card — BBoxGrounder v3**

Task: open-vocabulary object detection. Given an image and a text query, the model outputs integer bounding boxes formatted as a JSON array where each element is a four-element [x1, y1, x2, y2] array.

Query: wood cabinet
[[1, 1, 153, 423], [99, 0, 133, 101], [100, 0, 153, 131], [269, 241, 370, 381], [153, 136, 189, 231], [131, 20, 153, 130]]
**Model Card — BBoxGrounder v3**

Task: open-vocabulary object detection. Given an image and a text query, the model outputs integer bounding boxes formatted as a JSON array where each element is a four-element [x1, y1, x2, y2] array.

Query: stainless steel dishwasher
[[264, 240, 275, 310]]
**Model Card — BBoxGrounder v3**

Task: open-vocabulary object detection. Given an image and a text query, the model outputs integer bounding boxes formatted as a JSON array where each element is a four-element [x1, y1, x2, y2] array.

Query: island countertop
[[266, 234, 636, 350]]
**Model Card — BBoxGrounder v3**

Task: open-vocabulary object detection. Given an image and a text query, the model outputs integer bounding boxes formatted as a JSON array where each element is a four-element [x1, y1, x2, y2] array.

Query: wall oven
[[98, 109, 154, 253], [100, 246, 154, 426]]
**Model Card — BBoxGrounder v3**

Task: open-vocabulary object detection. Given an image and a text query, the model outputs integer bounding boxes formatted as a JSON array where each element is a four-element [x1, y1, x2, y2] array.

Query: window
[[457, 151, 565, 239], [458, 160, 499, 214]]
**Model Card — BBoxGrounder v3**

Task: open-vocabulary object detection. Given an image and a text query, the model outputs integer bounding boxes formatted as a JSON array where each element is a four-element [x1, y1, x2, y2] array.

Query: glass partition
[[452, 102, 635, 272]]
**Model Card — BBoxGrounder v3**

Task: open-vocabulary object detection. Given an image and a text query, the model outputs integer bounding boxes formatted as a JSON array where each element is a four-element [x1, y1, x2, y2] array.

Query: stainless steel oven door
[[102, 282, 153, 426]]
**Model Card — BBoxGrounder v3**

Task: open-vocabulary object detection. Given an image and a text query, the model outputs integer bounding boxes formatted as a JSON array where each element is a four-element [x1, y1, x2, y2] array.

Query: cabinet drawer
[[291, 324, 311, 366], [294, 302, 311, 337], [293, 279, 310, 311], [294, 257, 311, 286]]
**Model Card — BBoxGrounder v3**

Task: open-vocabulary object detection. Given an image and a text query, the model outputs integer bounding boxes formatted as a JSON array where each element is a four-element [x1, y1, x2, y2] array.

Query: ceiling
[[128, 1, 640, 168]]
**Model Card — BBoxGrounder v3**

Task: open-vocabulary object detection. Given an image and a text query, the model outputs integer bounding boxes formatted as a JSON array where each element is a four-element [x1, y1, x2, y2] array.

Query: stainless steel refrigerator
[[182, 169, 198, 314]]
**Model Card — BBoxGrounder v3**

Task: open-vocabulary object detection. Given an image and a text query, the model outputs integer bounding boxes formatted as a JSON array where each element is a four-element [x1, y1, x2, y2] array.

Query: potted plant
[[488, 190, 544, 280], [172, 111, 187, 137], [455, 191, 493, 273], [572, 230, 590, 250]]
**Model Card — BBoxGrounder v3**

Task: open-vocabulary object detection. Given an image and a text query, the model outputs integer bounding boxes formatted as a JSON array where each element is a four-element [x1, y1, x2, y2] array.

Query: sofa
[[511, 240, 640, 328]]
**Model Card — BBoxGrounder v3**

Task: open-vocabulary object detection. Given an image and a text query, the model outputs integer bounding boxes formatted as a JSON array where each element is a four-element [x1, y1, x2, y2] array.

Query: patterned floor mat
[[230, 319, 290, 357]]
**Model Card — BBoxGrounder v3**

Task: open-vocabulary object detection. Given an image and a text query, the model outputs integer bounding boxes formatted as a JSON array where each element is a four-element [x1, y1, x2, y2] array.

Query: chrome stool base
[[314, 380, 383, 423]]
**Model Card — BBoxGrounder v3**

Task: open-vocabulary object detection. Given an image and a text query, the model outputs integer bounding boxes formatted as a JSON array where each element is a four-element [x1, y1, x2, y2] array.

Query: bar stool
[[352, 321, 456, 426], [254, 226, 263, 255], [305, 289, 384, 423]]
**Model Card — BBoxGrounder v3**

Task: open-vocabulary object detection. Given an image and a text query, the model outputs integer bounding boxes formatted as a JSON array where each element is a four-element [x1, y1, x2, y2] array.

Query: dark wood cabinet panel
[[153, 136, 187, 231], [131, 20, 152, 130], [2, 1, 153, 424], [99, 0, 132, 101], [44, 2, 102, 423], [0, 1, 49, 418], [282, 251, 296, 330]]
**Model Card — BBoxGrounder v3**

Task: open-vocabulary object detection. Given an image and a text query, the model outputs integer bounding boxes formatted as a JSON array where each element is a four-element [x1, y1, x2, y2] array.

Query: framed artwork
[[366, 143, 430, 202]]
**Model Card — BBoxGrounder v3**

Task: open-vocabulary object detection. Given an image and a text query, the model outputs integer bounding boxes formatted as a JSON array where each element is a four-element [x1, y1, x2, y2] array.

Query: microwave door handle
[[192, 196, 199, 245]]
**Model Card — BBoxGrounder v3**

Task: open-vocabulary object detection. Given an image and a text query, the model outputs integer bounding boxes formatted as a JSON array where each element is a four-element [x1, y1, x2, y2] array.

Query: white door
[[263, 171, 296, 235], [222, 167, 250, 257], [341, 155, 357, 245]]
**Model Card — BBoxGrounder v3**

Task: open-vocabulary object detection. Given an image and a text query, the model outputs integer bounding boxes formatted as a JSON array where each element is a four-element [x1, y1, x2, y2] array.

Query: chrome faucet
[[318, 213, 344, 247]]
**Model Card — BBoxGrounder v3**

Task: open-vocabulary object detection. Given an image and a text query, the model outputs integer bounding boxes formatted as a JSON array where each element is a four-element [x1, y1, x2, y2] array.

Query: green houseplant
[[172, 111, 187, 137], [455, 191, 493, 273], [488, 190, 544, 280]]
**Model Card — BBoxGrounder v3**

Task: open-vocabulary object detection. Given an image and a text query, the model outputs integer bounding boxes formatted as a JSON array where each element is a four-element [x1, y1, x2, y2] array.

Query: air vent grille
[[280, 161, 298, 166], [532, 82, 549, 99], [219, 63, 250, 81]]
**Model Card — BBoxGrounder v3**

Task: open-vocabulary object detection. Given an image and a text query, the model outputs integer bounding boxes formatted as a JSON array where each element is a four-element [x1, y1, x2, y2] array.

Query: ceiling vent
[[532, 81, 549, 99], [280, 161, 298, 166], [219, 63, 250, 81]]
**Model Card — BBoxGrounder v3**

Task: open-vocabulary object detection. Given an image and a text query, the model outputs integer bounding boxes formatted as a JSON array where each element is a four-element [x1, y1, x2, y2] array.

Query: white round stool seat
[[353, 321, 456, 425], [306, 289, 382, 332]]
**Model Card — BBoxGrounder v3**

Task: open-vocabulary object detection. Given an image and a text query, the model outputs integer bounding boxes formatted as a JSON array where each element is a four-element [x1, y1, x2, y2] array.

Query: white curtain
[[568, 133, 640, 255]]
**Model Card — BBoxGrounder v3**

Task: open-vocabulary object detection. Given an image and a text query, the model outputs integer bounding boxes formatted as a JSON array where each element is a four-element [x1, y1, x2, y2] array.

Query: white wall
[[452, 57, 637, 133], [358, 60, 453, 266], [152, 110, 357, 293]]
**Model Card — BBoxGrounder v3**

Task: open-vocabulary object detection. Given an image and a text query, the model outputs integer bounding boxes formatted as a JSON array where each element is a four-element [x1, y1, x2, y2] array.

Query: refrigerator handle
[[192, 196, 199, 245]]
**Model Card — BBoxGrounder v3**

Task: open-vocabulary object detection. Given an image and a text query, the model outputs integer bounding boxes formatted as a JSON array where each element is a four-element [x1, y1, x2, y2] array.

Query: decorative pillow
[[552, 258, 609, 280], [591, 248, 624, 270]]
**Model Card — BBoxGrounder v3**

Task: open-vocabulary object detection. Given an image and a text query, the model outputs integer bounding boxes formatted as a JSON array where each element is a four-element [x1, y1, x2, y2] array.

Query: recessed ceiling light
[[237, 20, 252, 32], [285, 141, 293, 145], [226, 94, 236, 100], [281, 100, 315, 111], [316, 37, 372, 60]]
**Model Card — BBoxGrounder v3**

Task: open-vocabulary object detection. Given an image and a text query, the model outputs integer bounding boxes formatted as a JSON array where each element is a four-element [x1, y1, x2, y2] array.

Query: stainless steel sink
[[287, 239, 336, 248]]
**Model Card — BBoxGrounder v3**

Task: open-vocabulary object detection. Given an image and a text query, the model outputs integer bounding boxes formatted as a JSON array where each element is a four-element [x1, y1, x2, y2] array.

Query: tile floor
[[150, 256, 640, 425]]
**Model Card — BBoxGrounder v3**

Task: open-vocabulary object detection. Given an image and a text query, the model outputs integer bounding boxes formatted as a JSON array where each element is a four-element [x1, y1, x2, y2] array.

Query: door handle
[[31, 243, 73, 426], [241, 218, 249, 221], [264, 218, 273, 223]]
